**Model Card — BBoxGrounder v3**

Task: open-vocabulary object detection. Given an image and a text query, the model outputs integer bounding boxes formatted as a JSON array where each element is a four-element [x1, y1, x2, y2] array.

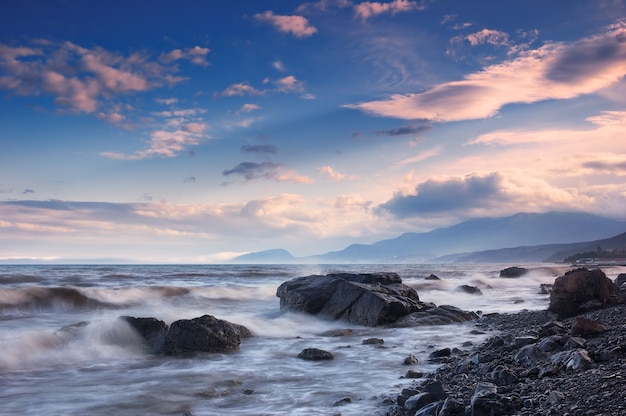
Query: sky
[[1, 0, 626, 263]]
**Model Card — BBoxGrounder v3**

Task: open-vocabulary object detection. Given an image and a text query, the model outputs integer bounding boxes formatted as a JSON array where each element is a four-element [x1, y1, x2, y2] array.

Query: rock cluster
[[384, 268, 626, 416], [120, 314, 251, 355]]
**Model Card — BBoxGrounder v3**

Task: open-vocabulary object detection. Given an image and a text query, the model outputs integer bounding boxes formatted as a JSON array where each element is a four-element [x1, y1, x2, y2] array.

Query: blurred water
[[1, 263, 623, 415]]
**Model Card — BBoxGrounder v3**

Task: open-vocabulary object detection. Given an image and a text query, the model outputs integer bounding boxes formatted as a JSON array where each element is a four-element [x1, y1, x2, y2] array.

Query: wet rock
[[276, 273, 429, 326], [438, 397, 464, 416], [571, 316, 608, 336], [297, 348, 334, 360], [363, 337, 384, 345], [456, 285, 482, 295], [404, 392, 434, 413], [429, 348, 451, 359], [120, 316, 168, 354], [403, 354, 419, 365], [549, 348, 593, 371], [499, 266, 529, 278], [425, 274, 440, 280], [405, 370, 424, 378], [163, 314, 246, 355], [548, 268, 615, 318]]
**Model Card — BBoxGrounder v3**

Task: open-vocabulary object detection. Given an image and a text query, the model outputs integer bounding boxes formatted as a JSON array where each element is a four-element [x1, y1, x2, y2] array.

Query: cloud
[[297, 0, 352, 13], [240, 103, 261, 112], [394, 146, 443, 167], [375, 123, 432, 136], [354, 0, 425, 20], [102, 127, 207, 160], [464, 29, 510, 47], [0, 40, 189, 114], [183, 176, 197, 183], [241, 144, 277, 154], [254, 11, 317, 38], [317, 166, 357, 181], [223, 161, 313, 183], [379, 172, 506, 217], [220, 82, 264, 97], [272, 60, 286, 72], [156, 97, 179, 105], [300, 93, 316, 100], [346, 23, 626, 121], [160, 46, 210, 66]]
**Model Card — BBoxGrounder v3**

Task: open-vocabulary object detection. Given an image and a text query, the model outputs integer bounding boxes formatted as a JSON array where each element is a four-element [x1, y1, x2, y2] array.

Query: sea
[[1, 263, 624, 416]]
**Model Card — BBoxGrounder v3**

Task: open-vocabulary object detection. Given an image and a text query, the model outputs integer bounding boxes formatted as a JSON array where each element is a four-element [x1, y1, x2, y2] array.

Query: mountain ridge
[[230, 211, 626, 264]]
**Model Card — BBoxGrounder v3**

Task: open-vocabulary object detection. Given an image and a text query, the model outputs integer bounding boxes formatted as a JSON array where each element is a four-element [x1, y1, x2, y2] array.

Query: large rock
[[276, 273, 429, 326], [548, 268, 616, 318], [163, 314, 249, 355], [499, 266, 529, 278]]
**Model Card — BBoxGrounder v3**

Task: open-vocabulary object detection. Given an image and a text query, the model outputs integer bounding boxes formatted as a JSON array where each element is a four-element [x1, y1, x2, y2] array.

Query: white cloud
[[317, 166, 357, 181], [240, 103, 261, 112], [160, 46, 210, 66]]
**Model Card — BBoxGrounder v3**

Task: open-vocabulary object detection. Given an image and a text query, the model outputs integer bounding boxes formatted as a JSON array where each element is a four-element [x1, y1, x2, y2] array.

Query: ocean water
[[1, 263, 623, 415]]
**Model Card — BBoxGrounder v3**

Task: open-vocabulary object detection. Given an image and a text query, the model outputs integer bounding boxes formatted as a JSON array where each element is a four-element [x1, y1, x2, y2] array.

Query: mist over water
[[1, 264, 623, 415]]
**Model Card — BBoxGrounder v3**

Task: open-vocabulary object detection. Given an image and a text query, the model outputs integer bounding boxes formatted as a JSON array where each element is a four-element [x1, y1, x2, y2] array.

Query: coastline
[[383, 303, 626, 416]]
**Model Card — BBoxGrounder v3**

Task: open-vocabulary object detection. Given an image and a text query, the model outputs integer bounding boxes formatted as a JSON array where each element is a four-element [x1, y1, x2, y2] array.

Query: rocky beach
[[384, 268, 626, 416]]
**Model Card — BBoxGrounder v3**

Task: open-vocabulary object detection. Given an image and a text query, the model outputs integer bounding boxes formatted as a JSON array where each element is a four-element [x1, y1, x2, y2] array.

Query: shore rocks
[[276, 273, 432, 326], [548, 268, 615, 318], [385, 267, 626, 416], [297, 348, 334, 360]]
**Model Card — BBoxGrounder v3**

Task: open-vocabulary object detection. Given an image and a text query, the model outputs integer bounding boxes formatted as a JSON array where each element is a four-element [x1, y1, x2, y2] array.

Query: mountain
[[230, 211, 626, 264], [230, 249, 296, 264], [305, 212, 626, 263]]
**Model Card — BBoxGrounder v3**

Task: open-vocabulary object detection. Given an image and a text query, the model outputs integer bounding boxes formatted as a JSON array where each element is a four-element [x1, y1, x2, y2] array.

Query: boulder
[[297, 348, 334, 360], [548, 268, 616, 318], [500, 266, 529, 278], [456, 284, 482, 295], [615, 273, 626, 287], [120, 316, 168, 354], [276, 273, 429, 326], [163, 314, 249, 355]]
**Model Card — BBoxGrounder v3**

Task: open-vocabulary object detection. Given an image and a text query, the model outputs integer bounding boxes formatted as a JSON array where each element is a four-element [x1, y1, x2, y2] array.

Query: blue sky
[[1, 0, 626, 262]]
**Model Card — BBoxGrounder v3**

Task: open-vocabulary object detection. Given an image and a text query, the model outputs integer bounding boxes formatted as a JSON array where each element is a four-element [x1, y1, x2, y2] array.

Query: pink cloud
[[254, 11, 317, 38], [221, 82, 264, 96], [354, 0, 424, 20], [346, 23, 626, 121], [160, 46, 210, 66]]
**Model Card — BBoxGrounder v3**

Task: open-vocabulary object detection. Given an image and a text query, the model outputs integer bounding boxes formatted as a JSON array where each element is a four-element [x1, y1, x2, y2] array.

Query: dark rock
[[539, 283, 553, 294], [363, 337, 385, 345], [429, 348, 451, 359], [456, 285, 482, 295], [549, 349, 593, 371], [391, 305, 478, 327], [297, 348, 334, 360], [414, 401, 442, 416], [405, 370, 424, 378], [276, 273, 429, 326], [425, 274, 440, 280], [404, 392, 434, 413], [438, 397, 464, 416], [319, 328, 354, 337], [120, 316, 168, 354], [423, 380, 446, 400], [332, 397, 352, 406], [403, 354, 419, 365], [571, 316, 608, 336], [163, 315, 246, 355], [499, 266, 529, 278], [615, 273, 626, 287], [548, 268, 615, 318]]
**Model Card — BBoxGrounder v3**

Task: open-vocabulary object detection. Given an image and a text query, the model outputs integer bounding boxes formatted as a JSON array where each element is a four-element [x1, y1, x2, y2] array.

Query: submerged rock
[[120, 316, 168, 354], [499, 266, 529, 278], [297, 348, 334, 360]]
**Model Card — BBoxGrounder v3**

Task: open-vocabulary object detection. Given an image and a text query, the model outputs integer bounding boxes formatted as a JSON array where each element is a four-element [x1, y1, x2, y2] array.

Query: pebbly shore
[[383, 303, 626, 416]]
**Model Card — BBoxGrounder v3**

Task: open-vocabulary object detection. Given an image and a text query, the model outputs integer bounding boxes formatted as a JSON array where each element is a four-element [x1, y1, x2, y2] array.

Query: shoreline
[[383, 303, 626, 416]]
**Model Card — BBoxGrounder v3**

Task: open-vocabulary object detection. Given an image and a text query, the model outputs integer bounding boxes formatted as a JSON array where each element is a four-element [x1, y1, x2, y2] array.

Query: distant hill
[[305, 211, 626, 263], [230, 249, 296, 264], [231, 211, 626, 264]]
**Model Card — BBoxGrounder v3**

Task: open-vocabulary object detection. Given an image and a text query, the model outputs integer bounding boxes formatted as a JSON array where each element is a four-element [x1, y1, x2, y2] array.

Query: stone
[[362, 337, 384, 345], [404, 392, 434, 412], [571, 317, 608, 336], [425, 274, 441, 280], [297, 348, 334, 360], [163, 314, 247, 355], [550, 349, 593, 371], [438, 397, 465, 416], [429, 348, 451, 359], [276, 273, 429, 326], [615, 273, 626, 287], [456, 285, 483, 295], [548, 268, 615, 318], [120, 316, 168, 354], [423, 380, 446, 400], [403, 354, 419, 365], [500, 266, 529, 278]]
